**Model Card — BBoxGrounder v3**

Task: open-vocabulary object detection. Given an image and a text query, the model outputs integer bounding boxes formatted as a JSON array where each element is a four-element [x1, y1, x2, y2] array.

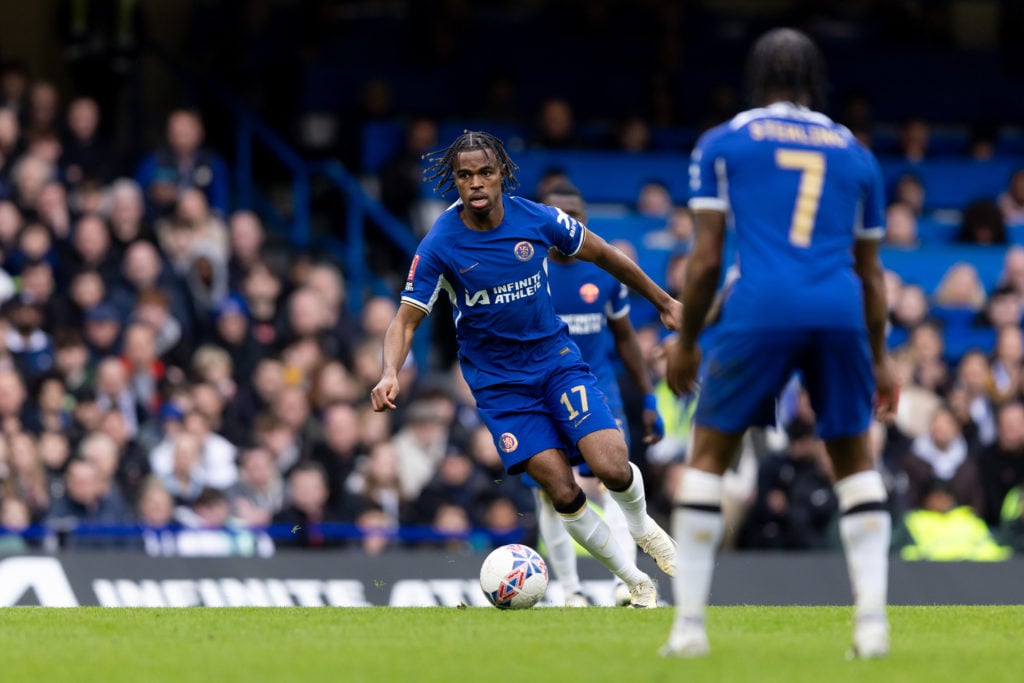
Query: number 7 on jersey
[[775, 149, 826, 247]]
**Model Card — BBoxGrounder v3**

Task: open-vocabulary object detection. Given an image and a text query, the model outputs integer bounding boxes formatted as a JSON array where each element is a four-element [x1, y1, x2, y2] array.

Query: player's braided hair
[[423, 130, 520, 196], [745, 27, 827, 109]]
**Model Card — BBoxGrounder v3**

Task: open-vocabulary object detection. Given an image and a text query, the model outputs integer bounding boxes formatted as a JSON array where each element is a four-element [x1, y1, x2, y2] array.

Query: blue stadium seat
[[361, 121, 407, 174], [880, 245, 1007, 294], [878, 157, 1016, 211], [916, 217, 960, 245]]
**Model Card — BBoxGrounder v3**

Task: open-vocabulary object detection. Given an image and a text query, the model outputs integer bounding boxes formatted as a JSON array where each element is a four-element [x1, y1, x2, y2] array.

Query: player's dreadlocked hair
[[745, 28, 827, 110], [423, 130, 520, 196]]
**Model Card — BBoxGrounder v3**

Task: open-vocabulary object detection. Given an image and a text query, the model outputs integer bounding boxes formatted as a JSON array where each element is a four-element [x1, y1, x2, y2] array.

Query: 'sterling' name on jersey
[[748, 120, 849, 148]]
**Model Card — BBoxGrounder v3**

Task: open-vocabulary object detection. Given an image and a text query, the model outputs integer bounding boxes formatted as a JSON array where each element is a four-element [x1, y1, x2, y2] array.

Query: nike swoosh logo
[[573, 414, 592, 428], [459, 262, 480, 273]]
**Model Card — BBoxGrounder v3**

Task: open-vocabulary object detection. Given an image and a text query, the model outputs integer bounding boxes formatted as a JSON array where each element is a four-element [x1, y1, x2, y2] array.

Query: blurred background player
[[534, 182, 665, 606], [664, 28, 898, 658], [370, 131, 681, 607]]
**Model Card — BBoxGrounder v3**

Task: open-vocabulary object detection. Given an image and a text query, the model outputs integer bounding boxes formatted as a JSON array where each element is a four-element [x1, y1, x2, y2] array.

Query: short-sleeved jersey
[[548, 259, 629, 411], [402, 195, 586, 389], [689, 102, 886, 331]]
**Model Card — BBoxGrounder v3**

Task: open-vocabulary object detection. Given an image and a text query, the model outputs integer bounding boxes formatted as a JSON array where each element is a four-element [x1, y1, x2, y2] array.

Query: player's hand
[[641, 393, 665, 444], [659, 297, 684, 332], [873, 358, 900, 423], [665, 337, 701, 397], [370, 373, 400, 411]]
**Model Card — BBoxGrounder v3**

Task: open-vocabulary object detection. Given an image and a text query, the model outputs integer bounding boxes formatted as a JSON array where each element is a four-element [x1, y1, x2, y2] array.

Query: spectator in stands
[[615, 115, 652, 153], [3, 291, 54, 384], [104, 179, 152, 252], [903, 404, 985, 517], [0, 496, 31, 553], [241, 260, 282, 350], [958, 199, 1007, 245], [135, 108, 230, 219], [978, 401, 1024, 528], [354, 505, 396, 556], [97, 409, 150, 505], [344, 440, 407, 528], [530, 97, 578, 149], [906, 320, 950, 394], [644, 206, 695, 251], [68, 213, 118, 283], [227, 445, 284, 527], [77, 430, 130, 510], [739, 417, 838, 551], [534, 166, 571, 201], [26, 81, 60, 138], [933, 262, 987, 311], [136, 477, 177, 554], [889, 284, 928, 348], [115, 240, 194, 338], [11, 154, 55, 214], [980, 285, 1023, 330], [226, 210, 265, 291], [991, 325, 1023, 401], [378, 117, 438, 230], [968, 123, 998, 161], [997, 246, 1024, 297], [53, 330, 91, 395], [955, 350, 998, 446], [391, 398, 451, 501], [997, 169, 1024, 226], [635, 180, 674, 220], [7, 431, 51, 521], [157, 431, 205, 505], [898, 117, 930, 163], [94, 356, 141, 438], [273, 461, 346, 548], [35, 179, 71, 241], [22, 372, 71, 435], [0, 110, 24, 202], [60, 96, 116, 189], [893, 173, 926, 216], [308, 360, 361, 412], [47, 458, 128, 548], [62, 269, 112, 333], [310, 401, 361, 510], [413, 449, 491, 527], [884, 201, 919, 249], [131, 288, 189, 370], [895, 479, 1010, 561], [121, 321, 165, 421]]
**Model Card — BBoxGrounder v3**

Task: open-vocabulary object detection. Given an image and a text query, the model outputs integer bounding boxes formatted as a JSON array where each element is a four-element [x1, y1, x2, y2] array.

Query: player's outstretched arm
[[575, 228, 682, 330], [370, 302, 427, 412], [609, 316, 664, 444], [666, 209, 726, 396], [854, 239, 899, 421]]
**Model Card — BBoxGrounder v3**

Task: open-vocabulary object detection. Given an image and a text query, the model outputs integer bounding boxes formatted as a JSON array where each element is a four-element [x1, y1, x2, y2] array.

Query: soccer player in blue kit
[[662, 28, 899, 657], [535, 182, 666, 607], [370, 131, 682, 607]]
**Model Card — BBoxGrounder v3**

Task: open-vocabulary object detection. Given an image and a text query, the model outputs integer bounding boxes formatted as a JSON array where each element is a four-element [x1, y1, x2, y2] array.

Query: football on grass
[[479, 543, 549, 609]]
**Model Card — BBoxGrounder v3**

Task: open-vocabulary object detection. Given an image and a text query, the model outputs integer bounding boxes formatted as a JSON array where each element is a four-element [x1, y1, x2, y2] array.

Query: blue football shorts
[[694, 328, 874, 441], [474, 361, 620, 476]]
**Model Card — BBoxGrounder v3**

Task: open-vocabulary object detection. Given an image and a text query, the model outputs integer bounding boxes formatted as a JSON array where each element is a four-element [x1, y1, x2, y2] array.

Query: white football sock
[[534, 489, 582, 596], [671, 468, 724, 624], [835, 470, 891, 619], [605, 462, 653, 537], [560, 501, 647, 588], [601, 487, 637, 572]]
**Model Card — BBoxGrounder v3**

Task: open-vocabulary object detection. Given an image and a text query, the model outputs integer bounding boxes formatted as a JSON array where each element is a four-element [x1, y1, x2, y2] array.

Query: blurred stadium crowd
[[0, 0, 1023, 561]]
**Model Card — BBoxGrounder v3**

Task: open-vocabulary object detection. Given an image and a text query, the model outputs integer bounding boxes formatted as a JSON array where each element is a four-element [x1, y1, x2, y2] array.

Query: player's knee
[[544, 479, 582, 510], [590, 457, 632, 490]]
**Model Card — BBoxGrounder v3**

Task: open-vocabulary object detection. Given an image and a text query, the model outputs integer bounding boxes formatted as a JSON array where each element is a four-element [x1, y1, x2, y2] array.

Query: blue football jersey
[[402, 195, 586, 389], [689, 102, 886, 331], [548, 259, 629, 412]]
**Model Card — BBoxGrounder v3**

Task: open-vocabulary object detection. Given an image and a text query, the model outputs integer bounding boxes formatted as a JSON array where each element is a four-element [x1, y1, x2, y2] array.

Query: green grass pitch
[[1, 606, 1020, 683]]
